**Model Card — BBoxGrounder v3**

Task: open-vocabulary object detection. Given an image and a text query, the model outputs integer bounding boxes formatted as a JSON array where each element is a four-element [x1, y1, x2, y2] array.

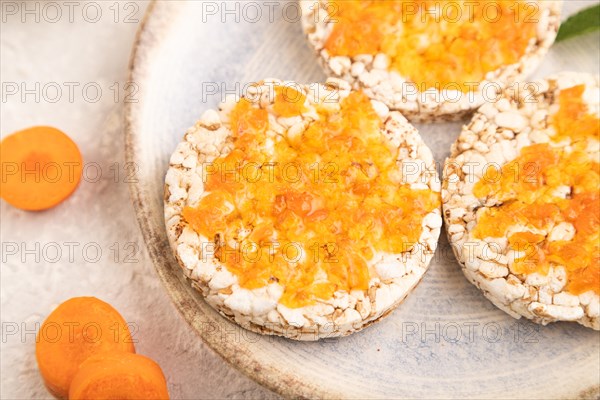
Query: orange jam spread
[[183, 88, 440, 307], [473, 85, 600, 295], [324, 0, 538, 92]]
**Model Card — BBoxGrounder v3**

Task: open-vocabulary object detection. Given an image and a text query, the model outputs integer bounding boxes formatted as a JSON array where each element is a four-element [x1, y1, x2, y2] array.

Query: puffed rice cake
[[164, 78, 442, 340], [300, 0, 561, 122], [443, 72, 600, 330]]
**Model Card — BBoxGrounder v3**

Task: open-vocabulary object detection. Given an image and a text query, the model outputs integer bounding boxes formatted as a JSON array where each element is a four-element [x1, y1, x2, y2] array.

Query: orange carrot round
[[35, 297, 135, 399], [69, 351, 169, 400], [0, 126, 82, 211]]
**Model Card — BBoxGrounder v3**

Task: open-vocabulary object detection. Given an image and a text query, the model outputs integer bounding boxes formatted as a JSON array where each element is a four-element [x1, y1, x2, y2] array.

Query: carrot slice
[[0, 126, 82, 210], [69, 351, 169, 400], [35, 297, 135, 399]]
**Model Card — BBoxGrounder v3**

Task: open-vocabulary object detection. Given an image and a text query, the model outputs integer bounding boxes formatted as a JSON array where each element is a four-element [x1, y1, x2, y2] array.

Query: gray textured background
[[2, 1, 599, 399]]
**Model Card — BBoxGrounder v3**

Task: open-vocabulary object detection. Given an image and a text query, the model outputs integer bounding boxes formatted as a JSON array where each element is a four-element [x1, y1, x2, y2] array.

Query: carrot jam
[[473, 85, 600, 295], [183, 89, 440, 307], [324, 0, 538, 92]]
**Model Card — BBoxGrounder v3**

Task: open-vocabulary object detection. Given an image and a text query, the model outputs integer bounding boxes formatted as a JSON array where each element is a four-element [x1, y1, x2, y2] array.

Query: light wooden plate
[[125, 1, 600, 398]]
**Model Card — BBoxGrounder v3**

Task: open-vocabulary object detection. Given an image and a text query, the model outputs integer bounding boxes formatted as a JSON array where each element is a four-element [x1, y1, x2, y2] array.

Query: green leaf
[[556, 3, 600, 42]]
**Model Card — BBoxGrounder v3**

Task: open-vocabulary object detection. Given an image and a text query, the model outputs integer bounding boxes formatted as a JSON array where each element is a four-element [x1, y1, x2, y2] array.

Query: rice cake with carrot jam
[[443, 72, 599, 329], [164, 78, 442, 340], [301, 0, 561, 122]]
